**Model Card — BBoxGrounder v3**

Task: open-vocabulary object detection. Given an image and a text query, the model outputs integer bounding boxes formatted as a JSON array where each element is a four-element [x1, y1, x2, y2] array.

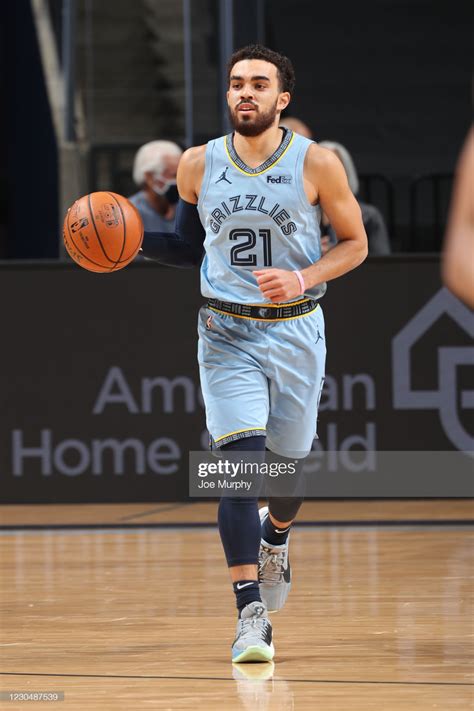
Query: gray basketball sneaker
[[231, 601, 274, 663], [258, 506, 292, 613]]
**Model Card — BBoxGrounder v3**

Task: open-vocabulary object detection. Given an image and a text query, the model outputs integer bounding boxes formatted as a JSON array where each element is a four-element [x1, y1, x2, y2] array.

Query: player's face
[[227, 59, 290, 137]]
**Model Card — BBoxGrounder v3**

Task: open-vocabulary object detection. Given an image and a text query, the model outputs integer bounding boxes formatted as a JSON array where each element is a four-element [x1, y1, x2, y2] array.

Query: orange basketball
[[63, 192, 144, 273]]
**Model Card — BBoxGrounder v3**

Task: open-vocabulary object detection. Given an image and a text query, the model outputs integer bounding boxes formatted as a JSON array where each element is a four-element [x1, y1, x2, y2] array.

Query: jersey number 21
[[229, 228, 272, 267]]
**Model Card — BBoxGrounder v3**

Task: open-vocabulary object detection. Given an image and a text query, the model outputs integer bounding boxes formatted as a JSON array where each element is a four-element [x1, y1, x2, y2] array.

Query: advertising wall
[[0, 258, 472, 503]]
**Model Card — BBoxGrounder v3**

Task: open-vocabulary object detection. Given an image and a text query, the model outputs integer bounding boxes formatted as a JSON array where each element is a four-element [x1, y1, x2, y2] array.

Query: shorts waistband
[[207, 297, 319, 321]]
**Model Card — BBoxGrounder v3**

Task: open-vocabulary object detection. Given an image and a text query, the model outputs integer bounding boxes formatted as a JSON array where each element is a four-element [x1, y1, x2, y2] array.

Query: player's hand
[[253, 268, 303, 303]]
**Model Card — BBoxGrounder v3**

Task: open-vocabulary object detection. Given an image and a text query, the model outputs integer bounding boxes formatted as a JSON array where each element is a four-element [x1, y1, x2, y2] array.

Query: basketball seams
[[106, 192, 127, 265], [66, 211, 115, 272], [87, 193, 119, 264], [110, 194, 143, 263]]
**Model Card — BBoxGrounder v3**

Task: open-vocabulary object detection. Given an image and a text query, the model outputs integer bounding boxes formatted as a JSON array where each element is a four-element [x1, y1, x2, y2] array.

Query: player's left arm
[[255, 145, 368, 302]]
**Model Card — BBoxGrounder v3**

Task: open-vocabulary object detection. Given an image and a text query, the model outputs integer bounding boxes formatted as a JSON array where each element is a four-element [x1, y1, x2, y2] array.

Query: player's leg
[[260, 305, 326, 612], [264, 449, 306, 541], [218, 436, 274, 663], [198, 307, 270, 448], [218, 436, 264, 614], [264, 496, 305, 535], [263, 497, 305, 547], [197, 307, 273, 661], [258, 454, 306, 613]]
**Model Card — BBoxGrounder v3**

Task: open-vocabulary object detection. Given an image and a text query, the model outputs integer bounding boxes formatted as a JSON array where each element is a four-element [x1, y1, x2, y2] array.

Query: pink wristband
[[293, 270, 305, 295]]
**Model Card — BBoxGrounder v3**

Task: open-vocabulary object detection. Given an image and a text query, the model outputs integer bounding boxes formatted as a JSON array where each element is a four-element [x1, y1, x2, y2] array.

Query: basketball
[[63, 192, 144, 273]]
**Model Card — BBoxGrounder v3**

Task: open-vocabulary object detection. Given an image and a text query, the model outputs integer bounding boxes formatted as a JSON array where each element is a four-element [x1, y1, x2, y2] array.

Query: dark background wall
[[266, 0, 472, 178], [1, 0, 59, 258]]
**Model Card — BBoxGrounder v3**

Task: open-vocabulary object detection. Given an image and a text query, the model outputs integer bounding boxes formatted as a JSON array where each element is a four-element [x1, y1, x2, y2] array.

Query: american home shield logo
[[392, 288, 474, 452]]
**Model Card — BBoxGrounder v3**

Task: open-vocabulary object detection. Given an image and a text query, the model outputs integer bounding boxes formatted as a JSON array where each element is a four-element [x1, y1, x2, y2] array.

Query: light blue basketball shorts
[[197, 303, 326, 459]]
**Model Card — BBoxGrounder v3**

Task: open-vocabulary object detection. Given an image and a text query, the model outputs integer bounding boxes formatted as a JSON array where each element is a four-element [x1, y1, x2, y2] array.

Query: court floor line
[[0, 672, 472, 687], [0, 519, 473, 532], [118, 502, 194, 523]]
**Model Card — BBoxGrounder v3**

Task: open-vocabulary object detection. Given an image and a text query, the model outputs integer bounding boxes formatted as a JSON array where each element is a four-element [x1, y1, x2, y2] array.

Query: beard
[[228, 99, 279, 137]]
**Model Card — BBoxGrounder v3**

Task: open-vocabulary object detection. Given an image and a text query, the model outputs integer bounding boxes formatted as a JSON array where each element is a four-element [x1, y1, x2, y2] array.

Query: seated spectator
[[319, 140, 391, 255], [129, 141, 182, 232], [279, 116, 313, 139]]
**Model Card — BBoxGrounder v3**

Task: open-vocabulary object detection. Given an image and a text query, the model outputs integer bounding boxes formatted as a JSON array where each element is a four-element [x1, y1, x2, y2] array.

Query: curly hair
[[227, 44, 295, 95]]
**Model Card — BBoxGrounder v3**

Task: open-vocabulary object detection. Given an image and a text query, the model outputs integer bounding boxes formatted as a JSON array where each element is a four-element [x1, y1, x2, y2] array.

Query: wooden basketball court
[[1, 500, 473, 709]]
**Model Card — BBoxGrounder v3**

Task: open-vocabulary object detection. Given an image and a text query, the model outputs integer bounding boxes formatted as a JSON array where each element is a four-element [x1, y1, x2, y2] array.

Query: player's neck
[[233, 124, 285, 169]]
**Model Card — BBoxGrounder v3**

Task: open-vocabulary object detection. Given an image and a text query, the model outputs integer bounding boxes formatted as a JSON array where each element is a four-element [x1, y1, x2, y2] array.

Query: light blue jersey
[[197, 129, 326, 303], [197, 128, 327, 458]]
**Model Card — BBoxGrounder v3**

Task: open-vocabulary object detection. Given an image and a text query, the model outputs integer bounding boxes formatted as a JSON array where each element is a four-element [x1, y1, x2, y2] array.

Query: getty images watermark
[[0, 691, 64, 702], [189, 450, 474, 498], [194, 455, 298, 493]]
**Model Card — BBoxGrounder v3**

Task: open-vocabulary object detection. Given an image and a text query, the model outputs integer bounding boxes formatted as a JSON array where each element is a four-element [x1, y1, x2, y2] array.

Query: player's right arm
[[140, 145, 207, 267]]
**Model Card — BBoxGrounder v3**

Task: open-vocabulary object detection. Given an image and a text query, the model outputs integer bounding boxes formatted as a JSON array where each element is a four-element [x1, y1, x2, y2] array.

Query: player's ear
[[278, 92, 290, 112]]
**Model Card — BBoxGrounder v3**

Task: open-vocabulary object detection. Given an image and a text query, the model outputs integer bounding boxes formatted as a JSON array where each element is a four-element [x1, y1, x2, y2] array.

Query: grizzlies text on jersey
[[197, 129, 326, 303]]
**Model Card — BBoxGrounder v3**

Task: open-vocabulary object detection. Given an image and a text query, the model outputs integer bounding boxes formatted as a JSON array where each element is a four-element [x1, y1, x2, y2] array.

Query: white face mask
[[151, 174, 177, 196]]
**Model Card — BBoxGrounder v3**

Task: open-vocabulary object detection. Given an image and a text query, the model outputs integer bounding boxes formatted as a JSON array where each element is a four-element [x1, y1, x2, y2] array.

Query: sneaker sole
[[232, 644, 275, 663]]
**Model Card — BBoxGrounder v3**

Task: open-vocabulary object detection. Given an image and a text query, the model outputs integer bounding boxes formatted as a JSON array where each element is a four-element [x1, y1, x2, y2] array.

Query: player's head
[[227, 45, 295, 137], [133, 140, 182, 201]]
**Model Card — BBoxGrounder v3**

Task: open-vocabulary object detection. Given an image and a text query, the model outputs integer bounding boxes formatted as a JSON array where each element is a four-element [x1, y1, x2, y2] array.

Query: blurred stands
[[2, 0, 468, 258]]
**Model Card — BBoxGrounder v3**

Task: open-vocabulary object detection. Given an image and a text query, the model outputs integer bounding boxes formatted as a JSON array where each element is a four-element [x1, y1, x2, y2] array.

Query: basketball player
[[142, 45, 368, 662]]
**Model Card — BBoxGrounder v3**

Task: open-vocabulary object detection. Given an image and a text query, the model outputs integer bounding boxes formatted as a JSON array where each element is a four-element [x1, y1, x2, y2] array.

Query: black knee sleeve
[[217, 435, 265, 567], [266, 450, 306, 522], [267, 495, 304, 522]]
